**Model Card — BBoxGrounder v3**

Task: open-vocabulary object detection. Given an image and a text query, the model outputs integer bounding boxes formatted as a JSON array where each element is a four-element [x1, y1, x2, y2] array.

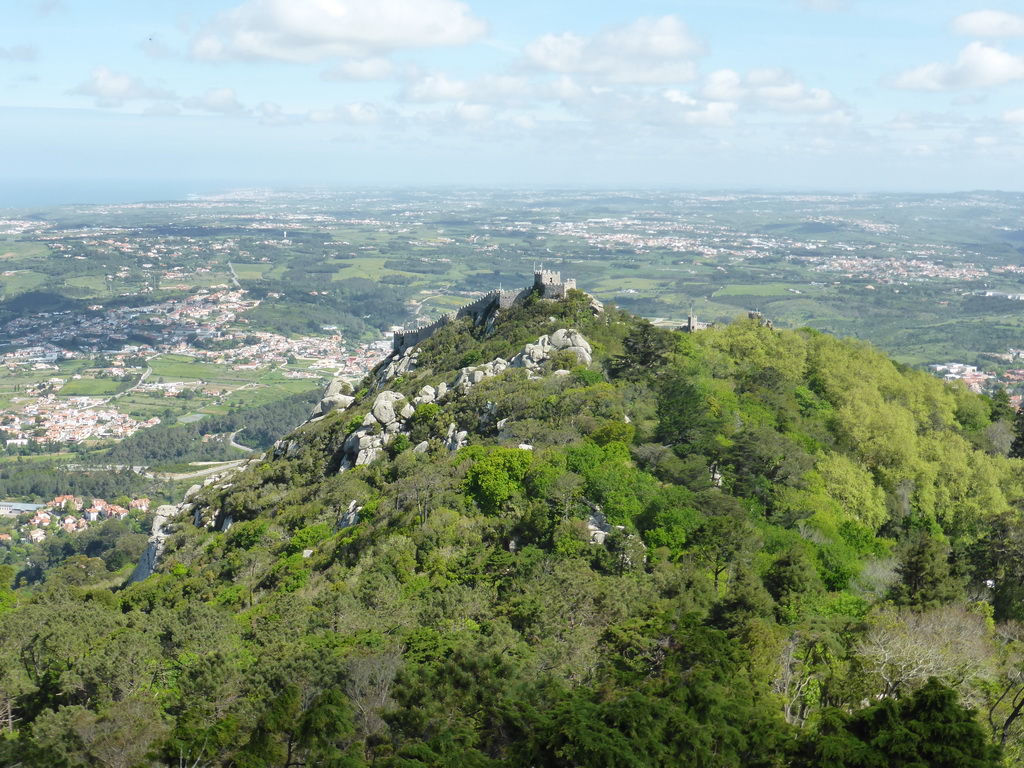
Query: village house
[[106, 505, 129, 520]]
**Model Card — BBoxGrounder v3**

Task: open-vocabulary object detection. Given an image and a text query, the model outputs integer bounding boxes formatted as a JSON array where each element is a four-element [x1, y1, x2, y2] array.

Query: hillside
[[1, 286, 1022, 767]]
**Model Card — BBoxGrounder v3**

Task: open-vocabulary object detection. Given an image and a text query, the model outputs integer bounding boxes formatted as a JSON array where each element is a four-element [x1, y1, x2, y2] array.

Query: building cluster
[[1, 289, 259, 361], [0, 495, 150, 545], [809, 255, 987, 283], [187, 330, 389, 375], [2, 395, 160, 446], [928, 363, 993, 393]]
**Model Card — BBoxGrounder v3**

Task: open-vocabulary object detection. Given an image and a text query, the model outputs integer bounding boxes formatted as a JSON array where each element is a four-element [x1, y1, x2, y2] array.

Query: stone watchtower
[[534, 270, 576, 299]]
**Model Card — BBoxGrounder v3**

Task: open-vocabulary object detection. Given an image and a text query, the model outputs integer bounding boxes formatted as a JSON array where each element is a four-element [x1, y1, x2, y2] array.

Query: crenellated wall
[[392, 273, 577, 353]]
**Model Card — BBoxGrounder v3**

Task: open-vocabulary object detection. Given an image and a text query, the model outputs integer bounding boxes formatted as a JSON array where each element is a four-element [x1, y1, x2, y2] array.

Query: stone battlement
[[392, 271, 588, 353], [534, 270, 576, 299]]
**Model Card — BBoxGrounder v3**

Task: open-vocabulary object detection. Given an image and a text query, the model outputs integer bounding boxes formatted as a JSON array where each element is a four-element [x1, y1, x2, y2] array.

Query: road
[[64, 459, 248, 481], [228, 429, 254, 452]]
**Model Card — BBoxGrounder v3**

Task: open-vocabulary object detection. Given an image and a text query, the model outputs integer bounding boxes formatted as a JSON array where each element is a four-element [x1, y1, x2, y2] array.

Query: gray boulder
[[372, 391, 406, 425], [314, 393, 354, 417], [323, 378, 350, 399]]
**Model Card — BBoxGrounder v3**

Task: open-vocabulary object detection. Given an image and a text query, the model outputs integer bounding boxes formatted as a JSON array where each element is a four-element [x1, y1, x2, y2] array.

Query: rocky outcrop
[[374, 347, 420, 390], [414, 382, 446, 405], [445, 423, 469, 451], [126, 504, 178, 584], [333, 329, 594, 468], [339, 500, 361, 530], [310, 377, 355, 418], [453, 358, 509, 391], [586, 509, 647, 567], [338, 390, 411, 468], [510, 328, 592, 370]]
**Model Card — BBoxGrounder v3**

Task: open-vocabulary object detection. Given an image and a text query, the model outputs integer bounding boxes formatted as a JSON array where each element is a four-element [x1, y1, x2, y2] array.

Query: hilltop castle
[[533, 269, 576, 299], [391, 270, 598, 354]]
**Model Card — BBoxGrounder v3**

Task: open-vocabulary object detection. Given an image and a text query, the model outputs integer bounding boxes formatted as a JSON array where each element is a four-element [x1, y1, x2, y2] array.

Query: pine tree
[[990, 387, 1016, 424], [889, 530, 962, 608], [1011, 407, 1024, 458]]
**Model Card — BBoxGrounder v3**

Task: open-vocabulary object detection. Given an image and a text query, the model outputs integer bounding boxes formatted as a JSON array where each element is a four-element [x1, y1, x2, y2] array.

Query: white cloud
[[0, 44, 37, 61], [512, 115, 536, 131], [881, 110, 969, 131], [321, 57, 396, 81], [700, 68, 837, 112], [184, 87, 247, 115], [952, 93, 988, 106], [663, 88, 735, 125], [69, 66, 175, 108], [401, 73, 472, 102], [952, 10, 1024, 38], [524, 16, 704, 84], [192, 0, 487, 62], [399, 72, 533, 107], [890, 42, 1024, 90], [816, 108, 857, 126], [904, 144, 935, 156], [681, 100, 738, 126], [452, 103, 492, 123], [307, 101, 391, 125], [546, 76, 587, 102], [256, 101, 298, 125], [1004, 108, 1024, 123], [883, 112, 919, 131]]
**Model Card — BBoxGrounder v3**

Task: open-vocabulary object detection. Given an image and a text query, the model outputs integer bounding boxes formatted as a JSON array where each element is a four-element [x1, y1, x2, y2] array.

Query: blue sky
[[4, 0, 1024, 201]]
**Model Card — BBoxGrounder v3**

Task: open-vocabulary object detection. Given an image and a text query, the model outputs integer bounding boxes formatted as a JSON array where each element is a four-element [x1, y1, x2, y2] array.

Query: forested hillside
[[2, 290, 1023, 767]]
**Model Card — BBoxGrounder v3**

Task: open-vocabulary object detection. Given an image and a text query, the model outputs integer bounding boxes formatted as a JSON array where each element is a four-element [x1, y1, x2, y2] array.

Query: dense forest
[[2, 290, 1023, 766], [0, 462, 155, 502]]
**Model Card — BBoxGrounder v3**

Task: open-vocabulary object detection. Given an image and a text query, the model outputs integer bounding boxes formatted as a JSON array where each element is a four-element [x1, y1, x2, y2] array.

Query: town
[[0, 284, 390, 449], [0, 494, 151, 546]]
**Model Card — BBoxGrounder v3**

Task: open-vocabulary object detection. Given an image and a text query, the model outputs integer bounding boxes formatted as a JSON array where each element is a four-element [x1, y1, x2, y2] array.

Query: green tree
[[990, 387, 1015, 424], [890, 531, 962, 608], [794, 678, 1001, 768], [612, 320, 674, 378], [464, 448, 533, 515], [1011, 407, 1024, 459], [763, 545, 825, 609]]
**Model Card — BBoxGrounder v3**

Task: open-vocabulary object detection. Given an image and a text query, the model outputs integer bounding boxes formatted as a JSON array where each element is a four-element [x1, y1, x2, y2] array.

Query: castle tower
[[534, 269, 566, 298]]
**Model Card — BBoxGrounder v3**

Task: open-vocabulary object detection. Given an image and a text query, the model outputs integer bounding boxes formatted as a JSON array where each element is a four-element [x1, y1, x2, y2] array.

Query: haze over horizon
[[6, 0, 1024, 203]]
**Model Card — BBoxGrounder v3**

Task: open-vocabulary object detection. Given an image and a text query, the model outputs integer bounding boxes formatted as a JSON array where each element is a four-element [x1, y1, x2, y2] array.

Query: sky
[[4, 0, 1024, 202]]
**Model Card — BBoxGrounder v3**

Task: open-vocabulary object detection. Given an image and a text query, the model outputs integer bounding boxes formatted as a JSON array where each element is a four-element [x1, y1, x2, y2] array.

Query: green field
[[327, 257, 418, 281], [148, 355, 254, 383], [0, 270, 49, 294], [0, 241, 51, 259], [64, 275, 109, 293], [231, 263, 274, 280], [58, 378, 125, 396], [712, 284, 814, 297]]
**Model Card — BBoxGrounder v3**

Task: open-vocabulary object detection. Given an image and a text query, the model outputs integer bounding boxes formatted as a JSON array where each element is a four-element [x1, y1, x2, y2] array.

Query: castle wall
[[392, 272, 579, 353]]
